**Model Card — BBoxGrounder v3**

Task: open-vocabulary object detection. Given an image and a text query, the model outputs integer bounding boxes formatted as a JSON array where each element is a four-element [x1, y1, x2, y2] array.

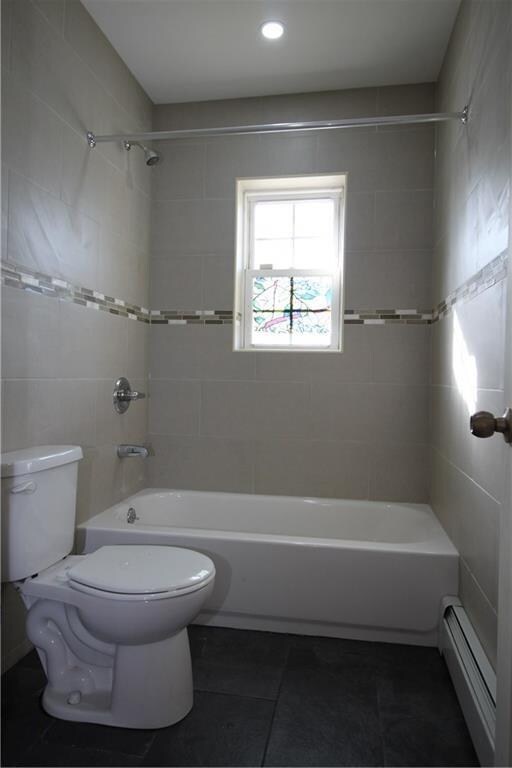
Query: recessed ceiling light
[[261, 21, 284, 40]]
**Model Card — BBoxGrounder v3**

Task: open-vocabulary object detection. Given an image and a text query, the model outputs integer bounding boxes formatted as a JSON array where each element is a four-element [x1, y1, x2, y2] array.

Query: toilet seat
[[68, 576, 214, 601], [67, 545, 215, 600]]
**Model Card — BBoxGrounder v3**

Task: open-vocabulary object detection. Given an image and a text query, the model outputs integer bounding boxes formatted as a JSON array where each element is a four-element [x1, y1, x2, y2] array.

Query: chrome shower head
[[123, 140, 161, 166], [144, 147, 160, 166]]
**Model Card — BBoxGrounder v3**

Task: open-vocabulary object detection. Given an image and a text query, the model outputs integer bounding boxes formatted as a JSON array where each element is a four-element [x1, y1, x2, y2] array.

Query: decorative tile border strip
[[431, 250, 508, 324], [1, 262, 151, 323], [343, 309, 432, 325], [151, 310, 234, 325], [2, 250, 508, 328], [150, 309, 433, 325]]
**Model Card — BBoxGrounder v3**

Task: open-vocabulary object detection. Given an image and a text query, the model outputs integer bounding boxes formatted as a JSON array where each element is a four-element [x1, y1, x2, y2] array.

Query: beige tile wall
[[1, 0, 153, 670], [148, 85, 434, 503], [6, 0, 505, 677], [431, 0, 511, 667]]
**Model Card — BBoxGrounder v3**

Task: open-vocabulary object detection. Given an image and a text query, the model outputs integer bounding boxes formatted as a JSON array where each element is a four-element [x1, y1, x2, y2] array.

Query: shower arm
[[86, 106, 469, 147]]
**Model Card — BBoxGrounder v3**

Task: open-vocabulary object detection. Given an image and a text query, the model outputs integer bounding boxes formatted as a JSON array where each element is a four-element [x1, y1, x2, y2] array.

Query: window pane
[[293, 237, 334, 269], [294, 199, 334, 238], [290, 311, 331, 346], [254, 201, 293, 238], [253, 238, 293, 269], [252, 278, 293, 343], [251, 275, 332, 347], [292, 276, 332, 314], [252, 275, 292, 317]]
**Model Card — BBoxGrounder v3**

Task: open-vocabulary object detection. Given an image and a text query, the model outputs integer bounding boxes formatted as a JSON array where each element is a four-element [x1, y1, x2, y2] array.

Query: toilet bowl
[[22, 545, 215, 729], [1, 446, 216, 729], [63, 544, 215, 645]]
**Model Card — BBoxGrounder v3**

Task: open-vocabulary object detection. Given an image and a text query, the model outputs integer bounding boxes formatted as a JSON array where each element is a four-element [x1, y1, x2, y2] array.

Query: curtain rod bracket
[[87, 131, 97, 148]]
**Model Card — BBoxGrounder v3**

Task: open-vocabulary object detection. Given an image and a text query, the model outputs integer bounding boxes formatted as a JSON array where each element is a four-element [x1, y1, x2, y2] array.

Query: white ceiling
[[83, 0, 460, 105]]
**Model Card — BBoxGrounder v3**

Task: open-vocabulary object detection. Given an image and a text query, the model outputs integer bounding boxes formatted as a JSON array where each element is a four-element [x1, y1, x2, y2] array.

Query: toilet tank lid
[[1, 446, 83, 478]]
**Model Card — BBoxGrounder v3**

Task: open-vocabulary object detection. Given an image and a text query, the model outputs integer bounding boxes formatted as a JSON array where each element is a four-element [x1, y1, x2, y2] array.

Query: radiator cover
[[441, 598, 496, 767]]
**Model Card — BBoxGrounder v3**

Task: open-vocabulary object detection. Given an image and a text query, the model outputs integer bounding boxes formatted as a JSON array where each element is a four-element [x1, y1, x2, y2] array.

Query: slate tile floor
[[2, 626, 479, 767]]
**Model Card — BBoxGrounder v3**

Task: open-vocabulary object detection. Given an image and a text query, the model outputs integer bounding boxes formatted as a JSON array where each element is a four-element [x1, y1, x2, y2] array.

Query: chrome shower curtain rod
[[86, 105, 468, 147]]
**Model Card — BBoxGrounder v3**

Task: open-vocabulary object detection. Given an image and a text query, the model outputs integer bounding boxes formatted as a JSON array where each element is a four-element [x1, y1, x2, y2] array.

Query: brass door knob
[[470, 409, 512, 443]]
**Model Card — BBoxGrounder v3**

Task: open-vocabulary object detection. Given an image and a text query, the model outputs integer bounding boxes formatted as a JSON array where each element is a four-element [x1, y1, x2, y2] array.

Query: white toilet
[[1, 445, 215, 729]]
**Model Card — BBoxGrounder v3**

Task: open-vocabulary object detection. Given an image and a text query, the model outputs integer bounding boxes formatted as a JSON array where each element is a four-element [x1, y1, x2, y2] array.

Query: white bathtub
[[77, 489, 458, 646]]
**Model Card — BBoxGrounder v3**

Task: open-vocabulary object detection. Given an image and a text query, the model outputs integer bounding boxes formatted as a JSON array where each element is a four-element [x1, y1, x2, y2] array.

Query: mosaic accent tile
[[150, 309, 234, 325], [343, 309, 432, 325], [1, 262, 151, 324], [1, 250, 508, 328], [431, 250, 508, 323]]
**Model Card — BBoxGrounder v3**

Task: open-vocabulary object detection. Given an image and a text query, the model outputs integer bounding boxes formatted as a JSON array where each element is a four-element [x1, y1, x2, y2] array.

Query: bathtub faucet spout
[[117, 444, 149, 459]]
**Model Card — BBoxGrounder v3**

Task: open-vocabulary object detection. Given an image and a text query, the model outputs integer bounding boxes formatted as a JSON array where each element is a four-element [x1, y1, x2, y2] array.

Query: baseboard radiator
[[440, 598, 496, 766]]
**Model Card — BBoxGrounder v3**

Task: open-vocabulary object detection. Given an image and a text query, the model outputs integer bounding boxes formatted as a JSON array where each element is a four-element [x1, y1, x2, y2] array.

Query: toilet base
[[41, 629, 193, 729]]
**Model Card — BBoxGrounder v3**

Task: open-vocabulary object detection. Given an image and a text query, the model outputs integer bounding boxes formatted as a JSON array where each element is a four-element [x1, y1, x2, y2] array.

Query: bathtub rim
[[77, 487, 458, 557]]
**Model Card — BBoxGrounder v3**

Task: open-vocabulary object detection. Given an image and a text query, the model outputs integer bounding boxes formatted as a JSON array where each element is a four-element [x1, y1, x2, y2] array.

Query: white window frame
[[234, 174, 346, 352]]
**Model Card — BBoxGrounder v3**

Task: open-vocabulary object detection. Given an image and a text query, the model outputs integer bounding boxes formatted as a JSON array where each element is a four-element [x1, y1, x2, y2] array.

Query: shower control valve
[[113, 377, 146, 414]]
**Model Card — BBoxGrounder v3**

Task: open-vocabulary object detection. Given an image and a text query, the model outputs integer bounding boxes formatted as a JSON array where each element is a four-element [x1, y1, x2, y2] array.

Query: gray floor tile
[[381, 715, 479, 767], [43, 718, 156, 757], [190, 626, 291, 699], [17, 650, 44, 672], [2, 667, 53, 767], [188, 624, 208, 659], [2, 628, 479, 768], [376, 643, 463, 720], [376, 642, 451, 674], [264, 644, 383, 766], [142, 691, 274, 766], [289, 634, 380, 671], [20, 741, 143, 767], [2, 659, 46, 702]]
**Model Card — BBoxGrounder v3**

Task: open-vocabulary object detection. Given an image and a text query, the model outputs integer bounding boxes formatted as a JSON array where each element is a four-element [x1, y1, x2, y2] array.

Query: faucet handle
[[113, 377, 146, 414], [128, 390, 146, 401]]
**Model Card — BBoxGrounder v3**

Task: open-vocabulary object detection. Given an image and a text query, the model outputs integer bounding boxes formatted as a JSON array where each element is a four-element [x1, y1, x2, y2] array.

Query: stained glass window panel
[[251, 275, 332, 347], [290, 310, 331, 346]]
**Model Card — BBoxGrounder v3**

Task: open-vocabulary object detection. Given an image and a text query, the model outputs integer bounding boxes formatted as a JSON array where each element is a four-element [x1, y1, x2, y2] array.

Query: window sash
[[247, 190, 342, 272], [243, 268, 341, 350]]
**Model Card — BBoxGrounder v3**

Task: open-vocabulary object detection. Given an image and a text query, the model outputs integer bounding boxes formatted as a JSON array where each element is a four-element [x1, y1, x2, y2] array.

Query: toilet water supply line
[[86, 106, 469, 149]]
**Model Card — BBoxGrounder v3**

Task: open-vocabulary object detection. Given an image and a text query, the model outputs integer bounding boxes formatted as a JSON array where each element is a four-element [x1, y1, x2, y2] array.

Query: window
[[234, 174, 346, 352]]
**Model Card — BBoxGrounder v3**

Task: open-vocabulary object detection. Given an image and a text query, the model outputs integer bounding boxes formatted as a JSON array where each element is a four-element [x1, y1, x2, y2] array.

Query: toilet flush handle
[[10, 480, 37, 494]]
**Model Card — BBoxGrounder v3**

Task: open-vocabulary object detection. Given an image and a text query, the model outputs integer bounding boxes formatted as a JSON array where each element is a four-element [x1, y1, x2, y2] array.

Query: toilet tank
[[1, 446, 83, 582]]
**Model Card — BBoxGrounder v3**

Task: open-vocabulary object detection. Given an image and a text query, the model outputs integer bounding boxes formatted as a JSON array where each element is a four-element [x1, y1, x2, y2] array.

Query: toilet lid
[[68, 545, 214, 595]]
